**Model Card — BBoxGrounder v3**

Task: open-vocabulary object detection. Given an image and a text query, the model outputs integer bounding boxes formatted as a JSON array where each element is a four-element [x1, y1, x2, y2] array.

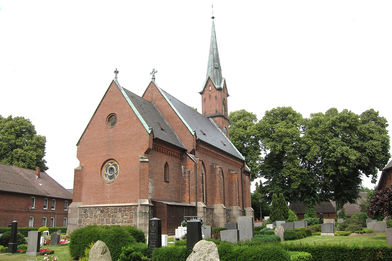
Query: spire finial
[[114, 68, 119, 80], [211, 4, 214, 19], [150, 68, 158, 81]]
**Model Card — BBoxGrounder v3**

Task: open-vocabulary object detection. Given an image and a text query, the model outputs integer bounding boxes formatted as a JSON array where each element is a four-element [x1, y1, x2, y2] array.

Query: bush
[[0, 245, 7, 253], [255, 227, 274, 235], [337, 208, 346, 219], [0, 231, 26, 246], [69, 225, 136, 261], [308, 224, 321, 232], [387, 219, 392, 228], [253, 234, 280, 242], [152, 246, 190, 261], [289, 251, 312, 261], [284, 245, 392, 261], [48, 227, 67, 235], [304, 217, 319, 226], [174, 240, 187, 247], [212, 227, 226, 239], [304, 205, 317, 219], [17, 243, 27, 253], [119, 243, 151, 261], [351, 212, 368, 227], [39, 226, 49, 232], [287, 209, 299, 222], [122, 226, 146, 243], [219, 243, 291, 261], [338, 217, 363, 232], [335, 231, 351, 236], [284, 230, 297, 241]]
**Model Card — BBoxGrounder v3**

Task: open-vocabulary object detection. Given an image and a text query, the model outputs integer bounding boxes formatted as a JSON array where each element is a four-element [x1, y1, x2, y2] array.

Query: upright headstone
[[274, 226, 285, 241], [8, 221, 17, 253], [225, 222, 238, 230], [161, 234, 168, 247], [187, 220, 202, 250], [88, 240, 112, 261], [368, 221, 386, 232], [254, 222, 263, 227], [50, 232, 60, 246], [275, 221, 286, 227], [324, 219, 335, 224], [186, 240, 219, 261], [282, 222, 294, 231], [321, 223, 334, 236], [294, 220, 306, 229], [220, 229, 239, 243], [266, 224, 274, 229], [386, 228, 392, 246], [238, 216, 254, 241], [148, 218, 162, 250], [202, 225, 212, 239], [26, 231, 41, 256]]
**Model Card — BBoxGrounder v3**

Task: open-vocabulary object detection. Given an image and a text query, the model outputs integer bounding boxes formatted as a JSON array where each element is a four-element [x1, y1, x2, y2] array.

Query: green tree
[[251, 181, 270, 220], [0, 115, 47, 170], [303, 108, 390, 208], [229, 110, 261, 180], [270, 193, 289, 221]]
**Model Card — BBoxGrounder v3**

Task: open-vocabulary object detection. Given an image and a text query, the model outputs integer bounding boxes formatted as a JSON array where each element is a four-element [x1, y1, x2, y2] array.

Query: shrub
[[119, 243, 151, 261], [0, 231, 26, 246], [219, 243, 291, 261], [39, 226, 49, 232], [284, 230, 297, 240], [387, 219, 392, 228], [79, 242, 94, 261], [48, 227, 67, 235], [289, 251, 312, 261], [351, 212, 368, 227], [212, 227, 226, 239], [304, 205, 317, 219], [69, 225, 136, 261], [335, 231, 351, 236], [308, 224, 321, 232], [304, 217, 319, 226], [0, 245, 7, 253], [122, 226, 146, 243], [337, 208, 346, 219], [255, 227, 274, 235], [252, 234, 280, 242], [287, 209, 299, 222], [151, 246, 190, 261], [174, 240, 187, 247], [362, 228, 373, 233]]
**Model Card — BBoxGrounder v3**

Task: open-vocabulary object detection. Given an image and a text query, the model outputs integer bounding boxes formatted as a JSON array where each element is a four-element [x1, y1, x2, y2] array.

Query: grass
[[281, 232, 388, 248], [0, 244, 72, 261]]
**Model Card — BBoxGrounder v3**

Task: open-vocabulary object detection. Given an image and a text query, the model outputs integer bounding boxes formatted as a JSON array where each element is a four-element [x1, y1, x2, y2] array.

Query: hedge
[[69, 225, 136, 261], [284, 228, 311, 241], [253, 234, 281, 242], [0, 226, 67, 237], [289, 251, 312, 261], [152, 246, 190, 261], [284, 245, 392, 261], [0, 231, 27, 246]]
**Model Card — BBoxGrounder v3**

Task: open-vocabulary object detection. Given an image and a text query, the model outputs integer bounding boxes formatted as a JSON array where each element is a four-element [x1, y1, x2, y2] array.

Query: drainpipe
[[186, 153, 198, 212]]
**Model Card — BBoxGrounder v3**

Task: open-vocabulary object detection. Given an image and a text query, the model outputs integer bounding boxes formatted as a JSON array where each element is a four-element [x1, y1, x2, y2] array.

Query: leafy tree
[[360, 188, 375, 213], [368, 186, 392, 219], [0, 115, 47, 170], [229, 110, 261, 180], [270, 193, 289, 221], [303, 108, 390, 208], [251, 181, 270, 220]]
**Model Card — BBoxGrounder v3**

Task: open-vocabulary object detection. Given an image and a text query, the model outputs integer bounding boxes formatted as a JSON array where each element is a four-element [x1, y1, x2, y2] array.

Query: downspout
[[186, 153, 198, 211]]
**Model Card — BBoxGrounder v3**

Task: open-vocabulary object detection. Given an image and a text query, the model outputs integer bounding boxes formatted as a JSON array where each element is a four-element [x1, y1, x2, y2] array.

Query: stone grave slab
[[225, 222, 238, 230], [220, 229, 239, 243], [161, 234, 168, 247], [294, 220, 307, 228], [238, 216, 254, 241], [324, 219, 335, 224], [50, 233, 60, 246], [202, 225, 212, 239], [321, 223, 334, 236], [88, 240, 112, 261], [148, 218, 162, 250], [282, 222, 294, 230], [275, 221, 286, 227], [26, 231, 41, 256], [368, 221, 386, 232]]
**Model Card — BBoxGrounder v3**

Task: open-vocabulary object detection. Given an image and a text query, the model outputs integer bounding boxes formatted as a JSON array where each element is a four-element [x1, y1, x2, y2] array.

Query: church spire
[[206, 16, 223, 88]]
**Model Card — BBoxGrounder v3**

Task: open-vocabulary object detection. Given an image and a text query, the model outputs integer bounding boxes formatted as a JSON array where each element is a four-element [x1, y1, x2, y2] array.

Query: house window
[[42, 217, 47, 227], [50, 217, 55, 227], [31, 197, 36, 209], [63, 217, 68, 227], [64, 200, 69, 211], [28, 216, 34, 227], [51, 199, 56, 210], [164, 162, 169, 182], [43, 198, 48, 209]]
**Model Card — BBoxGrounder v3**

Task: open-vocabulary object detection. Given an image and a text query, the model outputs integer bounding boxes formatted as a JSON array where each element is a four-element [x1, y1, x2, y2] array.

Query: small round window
[[107, 113, 117, 127], [102, 160, 119, 183]]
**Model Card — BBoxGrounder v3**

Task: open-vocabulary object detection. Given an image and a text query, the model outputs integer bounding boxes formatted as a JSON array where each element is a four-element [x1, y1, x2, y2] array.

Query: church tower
[[200, 16, 230, 137]]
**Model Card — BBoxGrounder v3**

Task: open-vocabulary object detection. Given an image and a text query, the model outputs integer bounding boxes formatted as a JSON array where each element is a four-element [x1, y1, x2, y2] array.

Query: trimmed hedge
[[284, 228, 310, 241], [253, 234, 281, 242], [284, 245, 392, 261], [69, 225, 136, 261], [255, 227, 274, 235], [119, 242, 152, 261], [152, 246, 190, 261], [289, 251, 312, 261], [0, 231, 26, 246], [0, 226, 67, 237], [121, 226, 146, 243]]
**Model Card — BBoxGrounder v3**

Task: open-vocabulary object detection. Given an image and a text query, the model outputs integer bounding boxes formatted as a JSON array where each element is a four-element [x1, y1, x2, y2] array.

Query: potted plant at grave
[[368, 185, 392, 246]]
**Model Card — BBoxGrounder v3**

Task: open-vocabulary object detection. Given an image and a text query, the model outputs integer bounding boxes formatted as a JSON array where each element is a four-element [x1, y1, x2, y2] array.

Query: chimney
[[35, 167, 40, 179]]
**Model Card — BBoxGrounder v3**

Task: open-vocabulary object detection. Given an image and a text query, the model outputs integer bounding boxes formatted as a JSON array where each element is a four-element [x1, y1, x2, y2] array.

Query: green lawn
[[0, 244, 72, 261], [282, 232, 388, 248]]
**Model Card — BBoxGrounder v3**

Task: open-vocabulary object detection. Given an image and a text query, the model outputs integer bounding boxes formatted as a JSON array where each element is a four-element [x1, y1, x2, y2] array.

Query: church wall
[[76, 82, 150, 205], [143, 83, 195, 151]]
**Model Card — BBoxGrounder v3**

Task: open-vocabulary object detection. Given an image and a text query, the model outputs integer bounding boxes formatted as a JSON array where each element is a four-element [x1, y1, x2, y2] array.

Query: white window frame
[[64, 200, 69, 211], [43, 198, 48, 210], [50, 217, 55, 227], [31, 197, 36, 209], [63, 217, 68, 227], [42, 217, 47, 227], [51, 199, 56, 210], [28, 216, 34, 227]]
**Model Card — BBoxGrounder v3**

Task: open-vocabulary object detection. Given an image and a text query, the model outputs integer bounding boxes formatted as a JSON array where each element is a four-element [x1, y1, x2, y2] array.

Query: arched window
[[219, 168, 225, 205], [201, 162, 206, 203], [164, 162, 169, 182], [223, 98, 227, 116]]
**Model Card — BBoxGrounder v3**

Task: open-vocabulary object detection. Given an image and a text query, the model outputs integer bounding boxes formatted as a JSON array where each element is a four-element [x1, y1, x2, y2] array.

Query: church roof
[[0, 163, 72, 199], [121, 87, 186, 150], [158, 87, 245, 161]]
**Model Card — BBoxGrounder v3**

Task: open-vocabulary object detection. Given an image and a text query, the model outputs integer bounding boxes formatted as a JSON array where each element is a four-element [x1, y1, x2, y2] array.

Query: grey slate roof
[[0, 163, 72, 199], [123, 88, 186, 150], [290, 201, 336, 214], [343, 192, 367, 217], [159, 88, 244, 161]]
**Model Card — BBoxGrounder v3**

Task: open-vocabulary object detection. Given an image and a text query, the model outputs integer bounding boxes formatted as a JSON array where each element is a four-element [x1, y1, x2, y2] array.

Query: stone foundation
[[245, 207, 254, 218]]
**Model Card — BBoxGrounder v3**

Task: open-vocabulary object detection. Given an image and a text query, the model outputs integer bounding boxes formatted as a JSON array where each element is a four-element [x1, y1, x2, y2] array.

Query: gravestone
[[187, 220, 202, 250], [225, 222, 237, 229], [40, 236, 45, 246], [238, 216, 254, 241], [50, 232, 60, 246], [275, 221, 285, 227], [282, 222, 294, 230], [161, 234, 168, 247], [220, 229, 239, 243], [26, 231, 41, 256], [294, 220, 307, 228], [88, 240, 112, 261], [254, 222, 263, 227], [366, 218, 376, 224], [186, 240, 219, 261], [42, 230, 49, 236], [324, 219, 335, 224], [274, 226, 284, 241], [175, 226, 187, 240], [148, 218, 162, 250], [8, 221, 17, 253], [337, 218, 344, 223], [321, 223, 334, 236], [386, 228, 392, 246], [266, 224, 273, 229], [368, 221, 386, 232], [202, 225, 212, 239]]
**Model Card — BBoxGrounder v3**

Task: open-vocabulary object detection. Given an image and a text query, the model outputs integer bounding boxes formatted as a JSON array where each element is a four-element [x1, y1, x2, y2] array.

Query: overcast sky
[[1, 1, 391, 190]]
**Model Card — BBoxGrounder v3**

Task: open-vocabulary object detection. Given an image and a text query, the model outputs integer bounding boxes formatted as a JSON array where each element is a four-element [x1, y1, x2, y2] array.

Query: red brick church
[[68, 17, 253, 235]]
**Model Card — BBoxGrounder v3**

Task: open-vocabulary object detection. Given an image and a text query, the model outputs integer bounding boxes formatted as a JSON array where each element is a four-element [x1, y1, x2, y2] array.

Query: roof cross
[[150, 68, 158, 81], [114, 68, 119, 80]]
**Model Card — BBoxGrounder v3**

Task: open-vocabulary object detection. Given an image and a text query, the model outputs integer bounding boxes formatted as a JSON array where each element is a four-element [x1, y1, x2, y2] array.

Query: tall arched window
[[201, 162, 206, 203], [164, 162, 169, 182], [219, 168, 225, 206]]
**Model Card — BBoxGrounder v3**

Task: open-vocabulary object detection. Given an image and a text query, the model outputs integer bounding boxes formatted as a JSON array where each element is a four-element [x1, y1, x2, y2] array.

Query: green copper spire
[[206, 17, 223, 88]]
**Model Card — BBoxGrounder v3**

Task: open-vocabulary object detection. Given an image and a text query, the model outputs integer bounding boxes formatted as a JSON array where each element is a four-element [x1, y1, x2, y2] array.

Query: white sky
[[0, 1, 391, 191]]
